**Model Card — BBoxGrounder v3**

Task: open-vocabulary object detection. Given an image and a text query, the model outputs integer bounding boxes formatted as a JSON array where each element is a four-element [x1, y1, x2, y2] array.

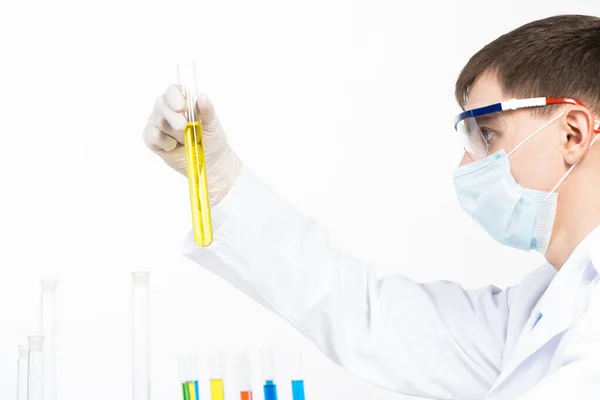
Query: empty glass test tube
[[17, 345, 29, 400], [27, 335, 44, 400], [132, 272, 151, 400], [177, 62, 213, 247], [40, 279, 57, 400]]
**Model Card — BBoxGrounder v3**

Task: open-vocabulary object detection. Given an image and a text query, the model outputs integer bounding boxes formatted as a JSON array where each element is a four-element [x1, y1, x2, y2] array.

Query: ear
[[561, 106, 596, 166]]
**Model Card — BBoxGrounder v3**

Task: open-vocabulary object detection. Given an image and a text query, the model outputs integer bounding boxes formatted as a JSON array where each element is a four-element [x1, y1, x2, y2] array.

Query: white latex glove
[[143, 85, 243, 206]]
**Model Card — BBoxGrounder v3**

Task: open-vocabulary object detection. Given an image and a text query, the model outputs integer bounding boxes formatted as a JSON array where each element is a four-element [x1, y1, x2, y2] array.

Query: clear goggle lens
[[455, 113, 507, 160], [456, 117, 488, 159]]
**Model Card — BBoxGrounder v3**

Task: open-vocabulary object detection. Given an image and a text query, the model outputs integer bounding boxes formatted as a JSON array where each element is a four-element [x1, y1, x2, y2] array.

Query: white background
[[0, 0, 598, 399]]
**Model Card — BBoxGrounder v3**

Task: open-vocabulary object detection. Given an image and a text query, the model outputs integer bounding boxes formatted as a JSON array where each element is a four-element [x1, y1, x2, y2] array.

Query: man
[[142, 14, 600, 400]]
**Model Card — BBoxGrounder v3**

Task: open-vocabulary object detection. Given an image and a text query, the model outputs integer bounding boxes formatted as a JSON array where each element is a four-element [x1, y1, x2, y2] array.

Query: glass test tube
[[260, 349, 278, 400], [207, 351, 225, 400], [240, 391, 253, 400], [178, 353, 199, 400], [177, 62, 213, 247], [234, 351, 253, 400], [133, 272, 151, 400], [182, 382, 199, 400], [40, 279, 57, 400], [290, 351, 305, 400], [264, 380, 278, 400], [210, 378, 224, 400], [27, 336, 44, 400], [17, 345, 29, 400]]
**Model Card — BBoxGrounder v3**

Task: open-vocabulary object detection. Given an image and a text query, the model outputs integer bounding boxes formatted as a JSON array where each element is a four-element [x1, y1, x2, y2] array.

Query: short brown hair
[[455, 15, 600, 116]]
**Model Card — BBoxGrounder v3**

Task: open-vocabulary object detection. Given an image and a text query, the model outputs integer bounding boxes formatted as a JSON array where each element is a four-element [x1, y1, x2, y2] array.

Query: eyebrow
[[475, 113, 502, 126]]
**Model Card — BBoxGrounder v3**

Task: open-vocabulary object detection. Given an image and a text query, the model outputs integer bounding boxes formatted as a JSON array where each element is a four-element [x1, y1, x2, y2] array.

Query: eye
[[480, 127, 497, 144]]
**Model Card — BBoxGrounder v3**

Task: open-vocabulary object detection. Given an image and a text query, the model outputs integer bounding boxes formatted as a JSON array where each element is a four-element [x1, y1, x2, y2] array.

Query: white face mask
[[453, 113, 599, 255]]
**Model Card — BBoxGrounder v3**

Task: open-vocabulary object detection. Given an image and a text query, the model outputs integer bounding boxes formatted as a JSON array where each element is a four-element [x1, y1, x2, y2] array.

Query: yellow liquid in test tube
[[178, 62, 213, 247], [210, 379, 225, 400], [184, 121, 213, 247]]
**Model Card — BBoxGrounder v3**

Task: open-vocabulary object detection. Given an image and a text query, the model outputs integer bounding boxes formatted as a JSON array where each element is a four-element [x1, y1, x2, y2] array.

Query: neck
[[545, 161, 600, 270]]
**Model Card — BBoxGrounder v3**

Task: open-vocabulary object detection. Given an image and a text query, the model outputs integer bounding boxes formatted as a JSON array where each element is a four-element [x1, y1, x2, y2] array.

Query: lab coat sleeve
[[514, 282, 600, 400], [182, 166, 510, 400]]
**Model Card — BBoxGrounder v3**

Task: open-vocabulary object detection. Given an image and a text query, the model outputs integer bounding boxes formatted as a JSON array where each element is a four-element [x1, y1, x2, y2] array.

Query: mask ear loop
[[547, 118, 600, 196], [503, 111, 566, 160]]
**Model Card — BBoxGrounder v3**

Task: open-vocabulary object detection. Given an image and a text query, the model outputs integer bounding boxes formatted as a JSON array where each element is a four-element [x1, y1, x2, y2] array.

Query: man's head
[[452, 15, 600, 266], [455, 14, 600, 192]]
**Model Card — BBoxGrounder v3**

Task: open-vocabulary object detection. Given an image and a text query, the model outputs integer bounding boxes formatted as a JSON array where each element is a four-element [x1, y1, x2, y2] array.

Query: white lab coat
[[182, 166, 600, 400]]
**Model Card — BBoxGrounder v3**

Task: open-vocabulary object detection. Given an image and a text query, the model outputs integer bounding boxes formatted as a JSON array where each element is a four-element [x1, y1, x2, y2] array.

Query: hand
[[143, 85, 243, 206]]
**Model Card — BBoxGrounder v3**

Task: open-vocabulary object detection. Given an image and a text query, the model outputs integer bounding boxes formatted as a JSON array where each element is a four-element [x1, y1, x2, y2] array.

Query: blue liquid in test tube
[[264, 380, 278, 400], [292, 380, 305, 400]]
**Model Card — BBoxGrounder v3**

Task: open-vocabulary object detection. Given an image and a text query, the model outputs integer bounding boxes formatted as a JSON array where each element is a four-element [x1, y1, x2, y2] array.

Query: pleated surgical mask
[[453, 112, 599, 255]]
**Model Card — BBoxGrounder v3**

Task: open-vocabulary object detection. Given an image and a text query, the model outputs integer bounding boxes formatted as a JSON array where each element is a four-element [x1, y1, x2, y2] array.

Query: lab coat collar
[[536, 226, 600, 318], [490, 224, 600, 393]]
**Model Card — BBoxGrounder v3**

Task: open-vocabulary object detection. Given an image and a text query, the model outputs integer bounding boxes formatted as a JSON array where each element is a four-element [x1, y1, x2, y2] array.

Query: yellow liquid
[[184, 122, 213, 247], [210, 379, 225, 400]]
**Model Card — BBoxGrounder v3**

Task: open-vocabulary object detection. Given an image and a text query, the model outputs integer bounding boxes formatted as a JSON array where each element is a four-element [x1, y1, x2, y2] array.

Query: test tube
[[17, 345, 29, 400], [40, 279, 57, 400], [178, 353, 199, 400], [260, 349, 278, 400], [182, 381, 198, 400], [177, 62, 213, 247], [264, 380, 278, 400], [27, 336, 44, 400], [290, 351, 305, 400], [132, 272, 150, 400], [234, 350, 253, 400], [207, 351, 225, 400]]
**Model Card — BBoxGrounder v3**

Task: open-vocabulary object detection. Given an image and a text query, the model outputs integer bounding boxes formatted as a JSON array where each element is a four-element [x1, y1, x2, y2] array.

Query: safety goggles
[[454, 97, 600, 160]]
